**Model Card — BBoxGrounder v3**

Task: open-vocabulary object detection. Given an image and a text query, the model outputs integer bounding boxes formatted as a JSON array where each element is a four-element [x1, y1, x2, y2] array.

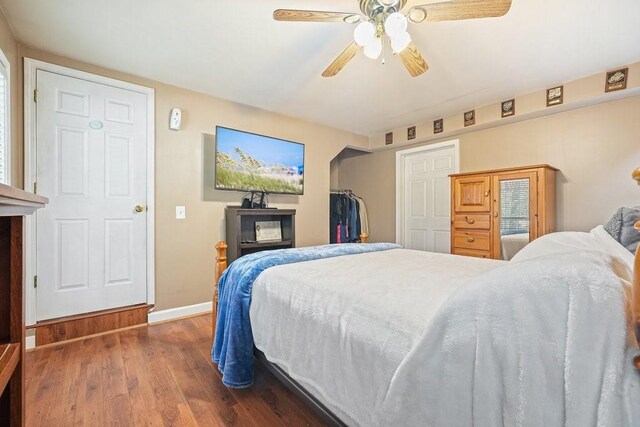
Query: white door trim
[[395, 139, 460, 246], [23, 58, 155, 326]]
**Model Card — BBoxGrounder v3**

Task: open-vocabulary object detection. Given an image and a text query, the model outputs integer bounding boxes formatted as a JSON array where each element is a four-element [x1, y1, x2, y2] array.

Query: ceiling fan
[[273, 0, 512, 77]]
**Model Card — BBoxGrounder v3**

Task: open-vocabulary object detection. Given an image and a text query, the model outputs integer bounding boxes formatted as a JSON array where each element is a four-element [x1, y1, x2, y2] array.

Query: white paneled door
[[36, 70, 148, 321], [403, 147, 456, 253]]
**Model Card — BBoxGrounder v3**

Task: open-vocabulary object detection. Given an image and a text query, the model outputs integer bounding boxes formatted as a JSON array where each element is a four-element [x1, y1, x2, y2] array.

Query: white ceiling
[[3, 0, 640, 136]]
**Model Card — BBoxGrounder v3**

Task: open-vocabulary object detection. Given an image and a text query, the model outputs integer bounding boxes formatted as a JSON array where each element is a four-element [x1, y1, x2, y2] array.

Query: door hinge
[[33, 182, 38, 194], [33, 275, 38, 288], [33, 89, 38, 103]]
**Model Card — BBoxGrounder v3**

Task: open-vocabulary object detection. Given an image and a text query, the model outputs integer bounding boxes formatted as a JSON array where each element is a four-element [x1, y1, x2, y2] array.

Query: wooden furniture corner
[[0, 183, 47, 426]]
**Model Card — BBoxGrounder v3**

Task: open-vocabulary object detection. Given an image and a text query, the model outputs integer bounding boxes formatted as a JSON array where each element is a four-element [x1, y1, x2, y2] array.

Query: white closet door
[[403, 147, 455, 253]]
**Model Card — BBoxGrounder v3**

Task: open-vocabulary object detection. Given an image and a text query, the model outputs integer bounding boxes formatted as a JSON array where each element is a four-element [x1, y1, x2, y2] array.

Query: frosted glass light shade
[[384, 12, 407, 38], [391, 31, 411, 53], [354, 21, 376, 47], [363, 37, 382, 59]]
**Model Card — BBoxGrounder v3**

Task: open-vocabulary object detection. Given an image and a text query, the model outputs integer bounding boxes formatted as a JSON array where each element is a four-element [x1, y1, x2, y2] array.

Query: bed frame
[[212, 169, 640, 421]]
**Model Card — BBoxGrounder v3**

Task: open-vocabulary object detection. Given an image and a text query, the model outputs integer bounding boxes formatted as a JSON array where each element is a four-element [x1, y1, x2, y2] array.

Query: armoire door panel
[[453, 176, 491, 212]]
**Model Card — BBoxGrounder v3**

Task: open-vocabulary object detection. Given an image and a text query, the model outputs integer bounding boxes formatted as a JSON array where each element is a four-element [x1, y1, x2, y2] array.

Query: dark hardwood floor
[[25, 313, 327, 426]]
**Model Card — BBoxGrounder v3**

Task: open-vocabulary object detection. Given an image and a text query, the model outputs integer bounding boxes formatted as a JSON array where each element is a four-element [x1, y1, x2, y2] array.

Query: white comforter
[[250, 237, 640, 426]]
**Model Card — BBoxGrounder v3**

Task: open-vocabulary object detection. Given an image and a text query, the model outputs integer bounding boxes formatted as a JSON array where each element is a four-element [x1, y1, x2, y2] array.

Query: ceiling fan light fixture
[[384, 12, 408, 38], [343, 14, 361, 24], [390, 31, 411, 54], [407, 7, 427, 24], [363, 37, 383, 59], [380, 0, 399, 6], [354, 21, 376, 46]]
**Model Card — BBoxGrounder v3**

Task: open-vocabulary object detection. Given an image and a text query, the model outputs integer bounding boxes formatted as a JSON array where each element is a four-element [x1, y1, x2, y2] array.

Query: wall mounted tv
[[214, 126, 305, 195]]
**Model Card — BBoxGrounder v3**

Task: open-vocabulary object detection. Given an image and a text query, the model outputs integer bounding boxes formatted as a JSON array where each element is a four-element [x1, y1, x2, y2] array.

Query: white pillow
[[510, 226, 634, 282]]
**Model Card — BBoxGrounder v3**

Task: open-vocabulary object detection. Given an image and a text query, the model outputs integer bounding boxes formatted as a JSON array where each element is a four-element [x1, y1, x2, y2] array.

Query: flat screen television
[[214, 126, 305, 195]]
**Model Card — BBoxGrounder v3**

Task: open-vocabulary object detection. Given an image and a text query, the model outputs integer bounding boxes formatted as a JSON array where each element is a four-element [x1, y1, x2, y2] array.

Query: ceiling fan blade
[[398, 42, 429, 77], [274, 9, 360, 23], [322, 42, 360, 77], [407, 0, 512, 23]]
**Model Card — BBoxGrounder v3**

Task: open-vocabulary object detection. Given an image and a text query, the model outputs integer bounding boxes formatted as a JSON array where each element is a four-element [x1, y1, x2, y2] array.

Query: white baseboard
[[148, 301, 212, 324], [26, 335, 36, 350]]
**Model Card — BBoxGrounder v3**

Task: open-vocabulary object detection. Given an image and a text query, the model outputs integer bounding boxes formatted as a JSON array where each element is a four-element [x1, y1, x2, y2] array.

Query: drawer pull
[[467, 237, 475, 243], [484, 191, 490, 197], [465, 216, 475, 224]]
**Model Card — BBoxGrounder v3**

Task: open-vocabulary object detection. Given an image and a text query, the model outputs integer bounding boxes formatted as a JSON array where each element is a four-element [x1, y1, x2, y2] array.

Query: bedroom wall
[[15, 45, 368, 311], [339, 95, 640, 242]]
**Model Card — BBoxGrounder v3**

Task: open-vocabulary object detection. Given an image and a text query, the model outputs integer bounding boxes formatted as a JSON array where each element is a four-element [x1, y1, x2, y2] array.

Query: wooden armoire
[[450, 164, 557, 260]]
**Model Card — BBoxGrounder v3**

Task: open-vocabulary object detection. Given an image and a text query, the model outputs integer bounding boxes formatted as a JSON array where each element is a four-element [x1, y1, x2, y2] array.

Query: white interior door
[[36, 70, 148, 321], [403, 147, 456, 252]]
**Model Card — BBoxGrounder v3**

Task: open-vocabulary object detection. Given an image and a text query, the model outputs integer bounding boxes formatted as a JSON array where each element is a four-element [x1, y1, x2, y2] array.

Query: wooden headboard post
[[213, 241, 228, 333], [632, 168, 640, 368]]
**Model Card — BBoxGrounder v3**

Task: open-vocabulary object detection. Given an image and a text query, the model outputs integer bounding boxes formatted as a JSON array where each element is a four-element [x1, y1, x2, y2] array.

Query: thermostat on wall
[[169, 108, 182, 131]]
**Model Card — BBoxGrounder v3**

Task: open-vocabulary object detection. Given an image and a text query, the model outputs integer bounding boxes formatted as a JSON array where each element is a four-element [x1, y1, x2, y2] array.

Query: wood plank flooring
[[25, 314, 328, 426]]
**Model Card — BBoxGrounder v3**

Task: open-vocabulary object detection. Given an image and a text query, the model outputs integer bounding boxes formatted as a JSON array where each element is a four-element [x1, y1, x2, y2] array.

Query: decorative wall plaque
[[605, 68, 628, 92], [501, 99, 515, 118], [434, 119, 443, 134], [546, 86, 563, 107], [385, 132, 393, 145], [407, 126, 416, 140], [464, 110, 475, 127]]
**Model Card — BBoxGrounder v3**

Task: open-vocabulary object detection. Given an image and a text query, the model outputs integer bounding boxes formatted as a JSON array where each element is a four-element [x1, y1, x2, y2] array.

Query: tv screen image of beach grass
[[215, 127, 304, 195]]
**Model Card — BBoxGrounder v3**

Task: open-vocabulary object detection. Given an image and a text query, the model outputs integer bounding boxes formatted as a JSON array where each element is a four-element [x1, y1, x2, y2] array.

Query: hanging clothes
[[329, 191, 369, 244]]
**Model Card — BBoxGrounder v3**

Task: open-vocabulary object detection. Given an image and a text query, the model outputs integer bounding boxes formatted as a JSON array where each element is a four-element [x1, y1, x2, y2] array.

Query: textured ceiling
[[3, 0, 640, 136]]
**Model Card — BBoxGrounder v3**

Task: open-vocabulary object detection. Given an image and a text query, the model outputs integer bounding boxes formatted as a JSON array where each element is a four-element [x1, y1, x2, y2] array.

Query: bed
[[499, 232, 529, 260], [212, 168, 640, 426]]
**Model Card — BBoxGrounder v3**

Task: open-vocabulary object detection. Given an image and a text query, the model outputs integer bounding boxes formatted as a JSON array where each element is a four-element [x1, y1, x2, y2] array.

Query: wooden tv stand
[[0, 184, 47, 426]]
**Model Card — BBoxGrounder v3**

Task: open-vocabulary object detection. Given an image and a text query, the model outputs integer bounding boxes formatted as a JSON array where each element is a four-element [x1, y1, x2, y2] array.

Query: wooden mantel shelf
[[0, 183, 48, 216], [0, 184, 47, 426]]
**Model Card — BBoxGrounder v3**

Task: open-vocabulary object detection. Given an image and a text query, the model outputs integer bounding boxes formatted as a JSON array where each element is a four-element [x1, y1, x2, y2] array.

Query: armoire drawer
[[453, 230, 490, 251], [453, 214, 491, 230], [453, 248, 491, 259]]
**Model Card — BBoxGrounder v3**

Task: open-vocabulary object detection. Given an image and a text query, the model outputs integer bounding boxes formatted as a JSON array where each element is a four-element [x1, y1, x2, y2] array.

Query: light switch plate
[[176, 206, 186, 219]]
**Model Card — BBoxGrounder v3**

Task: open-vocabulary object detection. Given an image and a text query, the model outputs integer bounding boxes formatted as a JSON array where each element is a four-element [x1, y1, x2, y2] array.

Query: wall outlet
[[176, 206, 186, 219]]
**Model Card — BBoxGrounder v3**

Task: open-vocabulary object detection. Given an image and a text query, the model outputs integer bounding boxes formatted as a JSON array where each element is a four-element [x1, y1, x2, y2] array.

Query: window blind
[[500, 179, 529, 235], [0, 67, 7, 184]]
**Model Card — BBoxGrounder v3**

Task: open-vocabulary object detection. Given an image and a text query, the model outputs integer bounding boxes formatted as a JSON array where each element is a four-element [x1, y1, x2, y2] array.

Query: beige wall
[[339, 95, 640, 242], [16, 46, 367, 311]]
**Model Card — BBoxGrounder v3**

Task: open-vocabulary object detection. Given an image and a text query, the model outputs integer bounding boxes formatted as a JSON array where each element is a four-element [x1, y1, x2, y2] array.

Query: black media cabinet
[[225, 207, 296, 264]]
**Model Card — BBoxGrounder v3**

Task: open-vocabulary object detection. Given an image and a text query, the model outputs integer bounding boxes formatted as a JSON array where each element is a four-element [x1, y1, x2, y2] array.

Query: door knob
[[134, 205, 145, 213]]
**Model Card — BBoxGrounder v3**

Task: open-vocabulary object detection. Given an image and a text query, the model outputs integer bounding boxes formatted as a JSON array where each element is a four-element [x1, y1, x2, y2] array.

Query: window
[[0, 49, 9, 185]]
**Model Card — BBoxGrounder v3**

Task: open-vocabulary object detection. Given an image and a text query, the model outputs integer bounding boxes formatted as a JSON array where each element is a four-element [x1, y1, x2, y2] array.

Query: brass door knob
[[135, 205, 145, 213]]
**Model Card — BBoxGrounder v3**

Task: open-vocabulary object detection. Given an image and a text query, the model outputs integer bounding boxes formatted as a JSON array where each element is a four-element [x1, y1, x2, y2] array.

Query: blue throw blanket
[[212, 243, 401, 388]]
